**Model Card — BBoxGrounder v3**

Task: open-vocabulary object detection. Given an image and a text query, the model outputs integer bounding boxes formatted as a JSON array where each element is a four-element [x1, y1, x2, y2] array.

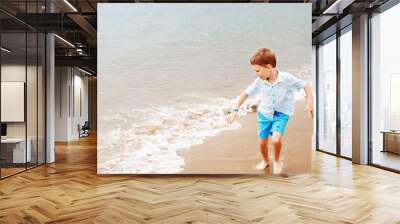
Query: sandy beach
[[179, 99, 313, 174]]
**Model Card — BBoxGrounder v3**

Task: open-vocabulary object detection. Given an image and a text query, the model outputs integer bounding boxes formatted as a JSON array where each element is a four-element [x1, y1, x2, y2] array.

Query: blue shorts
[[257, 111, 289, 139]]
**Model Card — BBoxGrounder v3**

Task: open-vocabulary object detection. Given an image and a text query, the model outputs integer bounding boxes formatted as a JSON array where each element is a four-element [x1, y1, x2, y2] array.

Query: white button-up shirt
[[245, 70, 306, 117]]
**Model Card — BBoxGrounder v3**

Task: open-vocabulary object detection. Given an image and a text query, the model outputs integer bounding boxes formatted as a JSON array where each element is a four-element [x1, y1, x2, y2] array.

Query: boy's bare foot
[[273, 160, 283, 174], [256, 160, 269, 170]]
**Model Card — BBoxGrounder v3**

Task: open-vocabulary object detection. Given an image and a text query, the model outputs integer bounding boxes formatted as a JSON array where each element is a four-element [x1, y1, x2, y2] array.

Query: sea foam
[[98, 97, 259, 174]]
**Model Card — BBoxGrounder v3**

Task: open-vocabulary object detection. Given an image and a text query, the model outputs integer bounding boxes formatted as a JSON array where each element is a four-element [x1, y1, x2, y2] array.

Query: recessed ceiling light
[[1, 47, 11, 53], [63, 0, 78, 12], [54, 34, 75, 48], [323, 0, 354, 15], [78, 67, 93, 76]]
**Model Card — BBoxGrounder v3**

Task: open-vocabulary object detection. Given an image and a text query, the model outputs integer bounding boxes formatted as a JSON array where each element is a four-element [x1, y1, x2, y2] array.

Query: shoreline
[[178, 99, 313, 174]]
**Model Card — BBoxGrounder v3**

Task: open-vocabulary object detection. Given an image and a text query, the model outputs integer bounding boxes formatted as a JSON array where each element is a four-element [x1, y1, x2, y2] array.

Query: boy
[[227, 48, 313, 174]]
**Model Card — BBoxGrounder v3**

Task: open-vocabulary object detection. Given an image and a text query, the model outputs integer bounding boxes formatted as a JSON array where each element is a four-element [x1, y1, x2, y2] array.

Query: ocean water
[[97, 4, 311, 173]]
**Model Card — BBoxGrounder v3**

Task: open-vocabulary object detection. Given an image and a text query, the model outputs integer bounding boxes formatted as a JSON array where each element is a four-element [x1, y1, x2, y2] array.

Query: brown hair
[[250, 48, 276, 67]]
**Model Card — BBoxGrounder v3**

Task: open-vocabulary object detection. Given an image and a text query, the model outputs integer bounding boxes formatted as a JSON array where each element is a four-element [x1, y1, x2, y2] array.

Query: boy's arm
[[233, 93, 249, 111], [227, 79, 258, 123], [227, 93, 248, 123], [304, 82, 314, 118], [288, 73, 313, 118]]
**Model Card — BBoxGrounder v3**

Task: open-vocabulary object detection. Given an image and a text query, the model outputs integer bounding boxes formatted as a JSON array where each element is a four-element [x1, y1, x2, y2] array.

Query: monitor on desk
[[1, 123, 7, 138]]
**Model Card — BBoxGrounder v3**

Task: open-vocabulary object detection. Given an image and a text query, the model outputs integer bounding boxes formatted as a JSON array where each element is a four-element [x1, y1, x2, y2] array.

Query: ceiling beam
[[55, 55, 96, 69]]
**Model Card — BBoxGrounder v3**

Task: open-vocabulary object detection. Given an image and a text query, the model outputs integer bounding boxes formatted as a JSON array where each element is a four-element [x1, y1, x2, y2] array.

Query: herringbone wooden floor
[[1, 134, 400, 224]]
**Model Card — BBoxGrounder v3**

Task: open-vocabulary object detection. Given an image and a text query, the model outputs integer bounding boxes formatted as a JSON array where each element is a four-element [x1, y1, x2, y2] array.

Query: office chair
[[79, 121, 90, 138]]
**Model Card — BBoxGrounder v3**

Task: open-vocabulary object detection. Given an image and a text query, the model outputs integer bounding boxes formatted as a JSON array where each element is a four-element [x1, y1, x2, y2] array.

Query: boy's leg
[[256, 137, 270, 169], [271, 132, 284, 174], [257, 112, 273, 169], [270, 112, 289, 174], [259, 137, 269, 162], [271, 132, 282, 162], [270, 112, 289, 163]]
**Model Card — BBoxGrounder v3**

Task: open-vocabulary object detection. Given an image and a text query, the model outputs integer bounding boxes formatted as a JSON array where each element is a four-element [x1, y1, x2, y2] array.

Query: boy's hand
[[227, 112, 239, 123], [306, 101, 314, 118], [303, 83, 314, 118]]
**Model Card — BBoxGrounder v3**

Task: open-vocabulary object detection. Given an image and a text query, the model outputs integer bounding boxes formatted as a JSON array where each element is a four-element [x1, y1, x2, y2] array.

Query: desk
[[1, 138, 31, 163], [381, 131, 400, 154]]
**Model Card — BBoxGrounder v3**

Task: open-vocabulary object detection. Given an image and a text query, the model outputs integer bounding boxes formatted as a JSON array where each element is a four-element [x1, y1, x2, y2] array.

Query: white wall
[[55, 67, 89, 141], [55, 66, 70, 141], [1, 65, 39, 137], [1, 65, 26, 136], [70, 71, 89, 139], [1, 63, 46, 164]]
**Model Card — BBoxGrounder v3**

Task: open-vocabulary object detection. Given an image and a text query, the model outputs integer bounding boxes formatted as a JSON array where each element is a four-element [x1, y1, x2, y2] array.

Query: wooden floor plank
[[0, 134, 400, 223]]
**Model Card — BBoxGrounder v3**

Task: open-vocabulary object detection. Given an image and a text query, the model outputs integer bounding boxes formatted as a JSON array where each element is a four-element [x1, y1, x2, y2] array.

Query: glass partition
[[0, 2, 46, 179], [371, 3, 400, 171], [38, 32, 45, 165], [339, 27, 352, 158], [26, 0, 42, 169], [27, 30, 38, 169], [1, 31, 28, 177], [317, 35, 337, 154]]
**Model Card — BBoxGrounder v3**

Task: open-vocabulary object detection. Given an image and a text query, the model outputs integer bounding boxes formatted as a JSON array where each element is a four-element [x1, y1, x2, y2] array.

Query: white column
[[45, 0, 56, 163], [352, 14, 369, 164], [46, 32, 55, 163]]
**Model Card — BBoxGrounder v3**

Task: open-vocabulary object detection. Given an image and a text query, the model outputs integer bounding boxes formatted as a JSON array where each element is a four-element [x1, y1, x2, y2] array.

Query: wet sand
[[178, 99, 313, 174]]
